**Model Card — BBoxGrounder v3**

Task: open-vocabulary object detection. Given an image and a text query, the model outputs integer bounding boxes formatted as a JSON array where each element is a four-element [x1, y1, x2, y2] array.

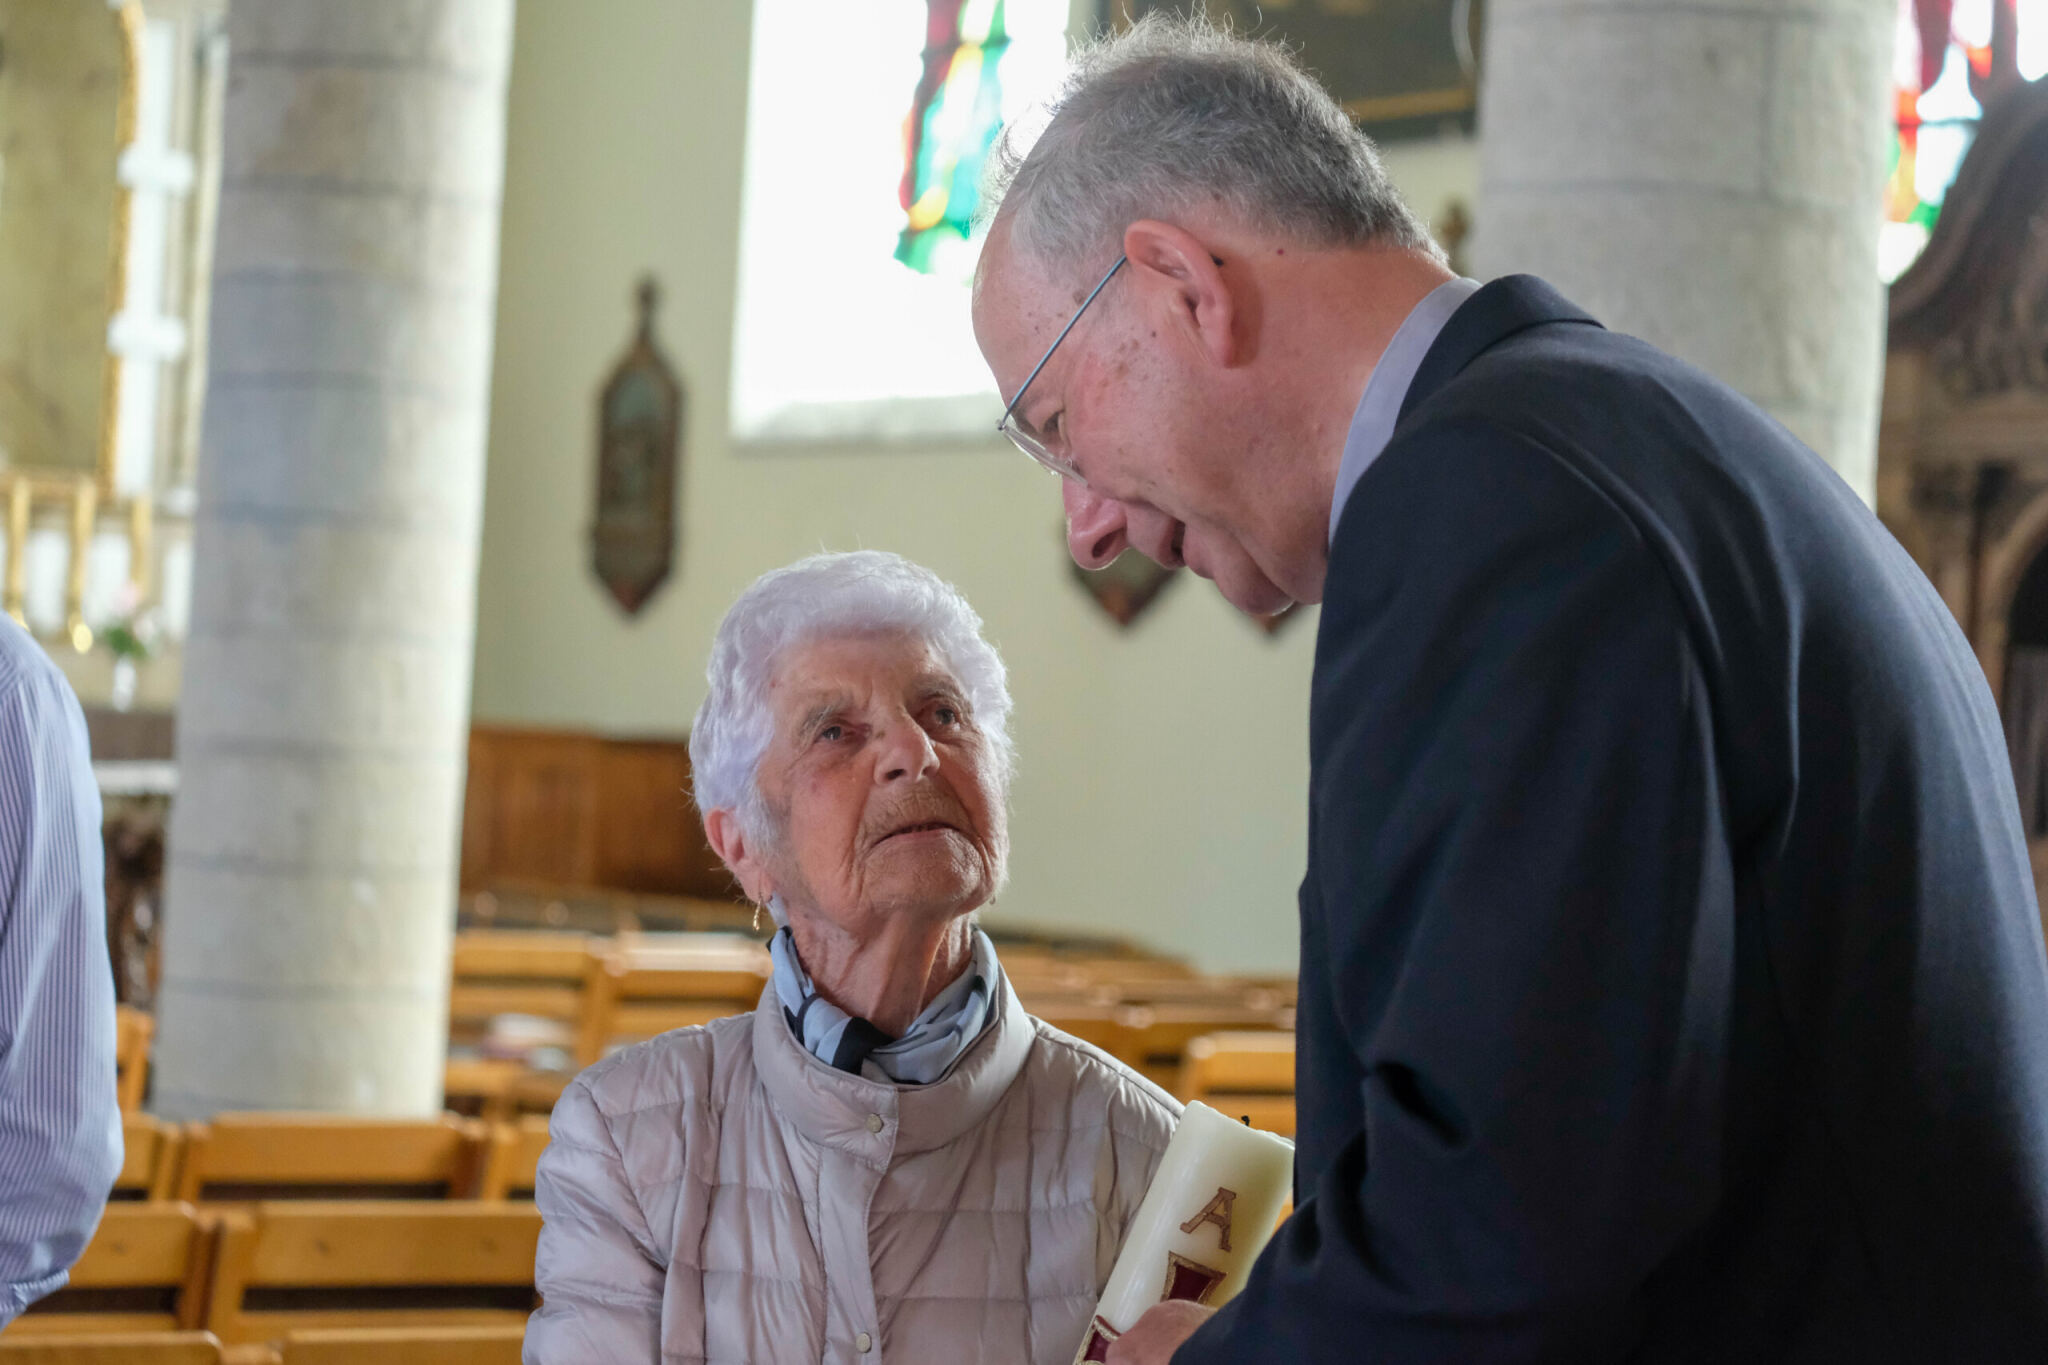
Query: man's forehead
[[769, 637, 954, 703], [974, 234, 1068, 339]]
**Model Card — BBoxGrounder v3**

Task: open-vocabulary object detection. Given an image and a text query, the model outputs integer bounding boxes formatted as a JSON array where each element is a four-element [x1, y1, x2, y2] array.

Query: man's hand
[[1105, 1301, 1215, 1365]]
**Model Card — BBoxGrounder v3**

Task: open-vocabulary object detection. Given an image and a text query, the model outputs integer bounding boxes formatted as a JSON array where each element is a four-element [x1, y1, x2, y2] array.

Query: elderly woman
[[526, 551, 1180, 1364]]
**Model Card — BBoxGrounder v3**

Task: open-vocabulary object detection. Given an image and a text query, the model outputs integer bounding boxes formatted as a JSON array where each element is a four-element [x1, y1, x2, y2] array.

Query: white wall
[[471, 0, 1479, 972]]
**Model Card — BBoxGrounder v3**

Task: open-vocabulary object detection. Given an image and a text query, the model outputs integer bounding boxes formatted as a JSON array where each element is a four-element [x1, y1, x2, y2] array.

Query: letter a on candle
[[1179, 1187, 1239, 1252]]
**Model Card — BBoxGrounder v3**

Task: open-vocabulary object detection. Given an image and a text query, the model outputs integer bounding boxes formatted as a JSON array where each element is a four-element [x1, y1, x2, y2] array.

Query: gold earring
[[753, 902, 764, 934]]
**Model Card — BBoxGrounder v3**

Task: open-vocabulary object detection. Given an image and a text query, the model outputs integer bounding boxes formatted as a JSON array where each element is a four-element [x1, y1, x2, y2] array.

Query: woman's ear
[[1122, 219, 1239, 368], [704, 808, 775, 907]]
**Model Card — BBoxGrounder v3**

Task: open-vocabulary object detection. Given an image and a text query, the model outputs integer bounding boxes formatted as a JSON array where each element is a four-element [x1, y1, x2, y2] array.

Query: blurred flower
[[99, 585, 162, 664]]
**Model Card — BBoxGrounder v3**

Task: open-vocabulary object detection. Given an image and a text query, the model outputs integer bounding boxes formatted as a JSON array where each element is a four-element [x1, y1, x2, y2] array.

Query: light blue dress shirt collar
[[1328, 276, 1483, 548]]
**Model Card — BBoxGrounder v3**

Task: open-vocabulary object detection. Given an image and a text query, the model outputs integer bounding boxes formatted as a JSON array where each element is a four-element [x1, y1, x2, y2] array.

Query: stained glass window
[[732, 0, 1067, 442], [1882, 0, 2046, 281], [898, 0, 1016, 276]]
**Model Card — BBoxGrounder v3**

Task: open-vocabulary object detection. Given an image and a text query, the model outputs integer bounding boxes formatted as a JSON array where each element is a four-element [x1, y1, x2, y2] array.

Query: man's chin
[[1209, 570, 1296, 618]]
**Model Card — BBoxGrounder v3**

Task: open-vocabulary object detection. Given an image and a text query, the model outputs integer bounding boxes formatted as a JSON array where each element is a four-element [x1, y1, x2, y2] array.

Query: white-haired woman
[[525, 551, 1180, 1365]]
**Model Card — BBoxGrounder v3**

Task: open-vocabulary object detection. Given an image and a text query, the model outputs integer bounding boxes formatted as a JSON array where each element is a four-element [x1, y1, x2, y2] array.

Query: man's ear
[[704, 808, 775, 907], [1122, 219, 1239, 368]]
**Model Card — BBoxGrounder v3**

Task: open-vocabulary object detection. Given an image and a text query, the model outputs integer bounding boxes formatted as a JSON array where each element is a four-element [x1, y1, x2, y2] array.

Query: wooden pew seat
[[112, 1114, 182, 1203], [176, 1115, 488, 1203], [0, 1331, 225, 1362], [5, 1205, 212, 1337], [477, 1117, 551, 1202], [205, 1203, 542, 1346], [115, 1007, 154, 1115], [1181, 1031, 1297, 1137], [279, 1325, 525, 1364]]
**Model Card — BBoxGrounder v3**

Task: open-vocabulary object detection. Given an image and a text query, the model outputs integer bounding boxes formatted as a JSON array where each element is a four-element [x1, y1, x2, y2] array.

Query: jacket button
[[865, 1113, 884, 1134], [856, 1331, 873, 1352]]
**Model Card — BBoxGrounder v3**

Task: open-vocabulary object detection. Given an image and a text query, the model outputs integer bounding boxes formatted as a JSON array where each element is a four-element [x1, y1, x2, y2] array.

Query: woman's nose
[[876, 719, 940, 785], [1065, 482, 1129, 570]]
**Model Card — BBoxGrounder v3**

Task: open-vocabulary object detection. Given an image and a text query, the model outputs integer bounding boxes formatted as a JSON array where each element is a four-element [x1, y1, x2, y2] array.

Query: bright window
[[731, 0, 1072, 442]]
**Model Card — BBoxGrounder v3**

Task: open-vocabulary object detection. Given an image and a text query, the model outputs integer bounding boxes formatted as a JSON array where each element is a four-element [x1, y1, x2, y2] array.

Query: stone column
[[153, 0, 512, 1117], [1474, 0, 1894, 500]]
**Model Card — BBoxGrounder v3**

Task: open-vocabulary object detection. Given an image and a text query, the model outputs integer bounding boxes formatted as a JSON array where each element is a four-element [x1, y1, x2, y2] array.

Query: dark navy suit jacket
[[1177, 276, 2048, 1361]]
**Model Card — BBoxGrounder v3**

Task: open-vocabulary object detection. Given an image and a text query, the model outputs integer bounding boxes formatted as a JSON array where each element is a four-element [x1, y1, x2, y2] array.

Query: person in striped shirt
[[0, 616, 121, 1327]]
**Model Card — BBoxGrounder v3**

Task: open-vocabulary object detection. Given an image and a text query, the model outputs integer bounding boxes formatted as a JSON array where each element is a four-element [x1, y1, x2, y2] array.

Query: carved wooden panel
[[461, 727, 729, 900], [594, 740, 720, 894]]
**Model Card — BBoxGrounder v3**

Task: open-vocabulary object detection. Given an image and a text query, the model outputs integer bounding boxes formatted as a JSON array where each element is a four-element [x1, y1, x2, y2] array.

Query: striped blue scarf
[[768, 923, 999, 1085]]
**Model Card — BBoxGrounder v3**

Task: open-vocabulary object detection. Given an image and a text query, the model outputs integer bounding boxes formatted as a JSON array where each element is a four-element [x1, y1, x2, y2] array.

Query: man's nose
[[877, 718, 940, 785], [1065, 482, 1130, 570]]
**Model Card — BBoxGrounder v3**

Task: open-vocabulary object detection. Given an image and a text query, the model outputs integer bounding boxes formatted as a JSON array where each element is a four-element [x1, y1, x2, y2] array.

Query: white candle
[[1073, 1101, 1295, 1363]]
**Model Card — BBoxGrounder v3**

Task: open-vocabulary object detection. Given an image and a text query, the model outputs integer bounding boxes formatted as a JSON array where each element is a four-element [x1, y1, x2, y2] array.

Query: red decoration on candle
[[1162, 1251, 1228, 1305]]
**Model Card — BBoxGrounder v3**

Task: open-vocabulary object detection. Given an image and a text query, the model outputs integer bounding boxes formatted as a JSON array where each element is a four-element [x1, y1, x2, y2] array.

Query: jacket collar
[[750, 962, 1035, 1163], [1398, 274, 1603, 424]]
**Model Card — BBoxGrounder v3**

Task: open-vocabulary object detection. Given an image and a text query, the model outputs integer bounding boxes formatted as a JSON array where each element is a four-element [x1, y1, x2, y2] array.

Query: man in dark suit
[[971, 14, 2048, 1362]]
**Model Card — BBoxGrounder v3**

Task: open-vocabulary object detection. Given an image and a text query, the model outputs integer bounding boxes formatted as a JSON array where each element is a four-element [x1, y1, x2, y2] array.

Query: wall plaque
[[591, 276, 684, 615], [1073, 544, 1178, 628]]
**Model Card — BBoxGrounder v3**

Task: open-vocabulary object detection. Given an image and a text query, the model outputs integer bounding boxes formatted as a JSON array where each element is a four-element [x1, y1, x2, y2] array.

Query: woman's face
[[737, 631, 1007, 933]]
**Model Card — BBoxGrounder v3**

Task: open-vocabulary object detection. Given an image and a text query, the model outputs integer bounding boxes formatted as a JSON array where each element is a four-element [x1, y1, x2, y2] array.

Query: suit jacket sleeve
[[1179, 421, 1735, 1363]]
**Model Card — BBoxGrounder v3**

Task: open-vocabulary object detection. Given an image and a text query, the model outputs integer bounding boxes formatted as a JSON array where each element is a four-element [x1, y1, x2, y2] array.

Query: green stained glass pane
[[896, 0, 1014, 274]]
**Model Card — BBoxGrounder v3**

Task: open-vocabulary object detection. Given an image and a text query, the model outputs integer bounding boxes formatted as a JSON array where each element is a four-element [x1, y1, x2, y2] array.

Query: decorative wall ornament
[[1254, 603, 1313, 637], [592, 276, 684, 615], [1072, 545, 1177, 628]]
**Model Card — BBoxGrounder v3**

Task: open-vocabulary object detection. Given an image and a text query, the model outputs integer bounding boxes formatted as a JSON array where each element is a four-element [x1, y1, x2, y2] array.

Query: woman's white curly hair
[[689, 551, 1015, 842]]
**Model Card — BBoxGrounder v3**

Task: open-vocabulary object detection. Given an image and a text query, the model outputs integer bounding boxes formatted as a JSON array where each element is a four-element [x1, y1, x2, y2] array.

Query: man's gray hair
[[986, 11, 1441, 274], [689, 551, 1015, 838]]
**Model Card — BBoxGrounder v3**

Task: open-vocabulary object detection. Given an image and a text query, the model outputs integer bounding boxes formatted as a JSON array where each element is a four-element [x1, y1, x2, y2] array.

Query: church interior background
[[0, 0, 2045, 1348]]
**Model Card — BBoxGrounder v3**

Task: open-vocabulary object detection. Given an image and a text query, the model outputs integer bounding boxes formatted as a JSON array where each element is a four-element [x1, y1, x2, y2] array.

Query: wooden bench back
[[205, 1203, 542, 1345], [115, 1007, 153, 1115], [476, 1117, 551, 1201], [175, 1115, 488, 1203], [279, 1324, 526, 1364], [1181, 1032, 1298, 1137], [5, 1204, 213, 1337], [0, 1331, 224, 1362], [447, 931, 602, 1033], [577, 936, 770, 1063], [111, 1115, 182, 1203]]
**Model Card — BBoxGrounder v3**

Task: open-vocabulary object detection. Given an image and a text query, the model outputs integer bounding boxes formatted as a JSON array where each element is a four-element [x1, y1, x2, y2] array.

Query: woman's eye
[[817, 724, 844, 743], [934, 706, 959, 726]]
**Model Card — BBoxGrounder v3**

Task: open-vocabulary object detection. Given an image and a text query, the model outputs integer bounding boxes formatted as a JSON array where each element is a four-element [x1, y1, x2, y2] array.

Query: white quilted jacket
[[524, 971, 1180, 1364]]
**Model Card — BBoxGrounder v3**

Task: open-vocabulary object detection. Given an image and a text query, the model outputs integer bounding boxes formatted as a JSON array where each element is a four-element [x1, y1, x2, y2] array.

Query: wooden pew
[[444, 931, 603, 1120], [1181, 1031, 1297, 1137], [476, 1117, 551, 1202], [115, 1007, 154, 1115], [4, 1205, 213, 1337], [278, 1324, 525, 1364], [204, 1203, 542, 1345], [446, 930, 601, 1049], [111, 1115, 183, 1203], [1030, 998, 1145, 1065], [175, 1115, 488, 1203], [576, 935, 771, 1065], [0, 1331, 225, 1362]]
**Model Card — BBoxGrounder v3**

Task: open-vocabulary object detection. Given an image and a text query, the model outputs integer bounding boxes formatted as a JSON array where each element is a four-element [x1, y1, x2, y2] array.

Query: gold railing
[[0, 471, 154, 652]]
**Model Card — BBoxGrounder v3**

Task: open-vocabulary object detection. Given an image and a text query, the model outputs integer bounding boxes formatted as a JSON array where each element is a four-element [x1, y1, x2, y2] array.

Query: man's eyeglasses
[[995, 255, 1128, 482]]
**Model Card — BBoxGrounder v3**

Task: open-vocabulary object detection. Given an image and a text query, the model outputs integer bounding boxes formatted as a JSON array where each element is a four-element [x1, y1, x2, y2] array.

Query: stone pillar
[[153, 0, 512, 1117], [1474, 0, 1894, 501]]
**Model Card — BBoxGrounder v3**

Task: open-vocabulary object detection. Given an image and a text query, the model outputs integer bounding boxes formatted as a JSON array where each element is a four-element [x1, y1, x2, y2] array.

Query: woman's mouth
[[880, 820, 958, 843]]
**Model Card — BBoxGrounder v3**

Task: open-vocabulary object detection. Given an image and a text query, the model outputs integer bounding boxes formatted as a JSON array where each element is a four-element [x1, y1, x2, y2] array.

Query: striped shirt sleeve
[[0, 655, 121, 1326]]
